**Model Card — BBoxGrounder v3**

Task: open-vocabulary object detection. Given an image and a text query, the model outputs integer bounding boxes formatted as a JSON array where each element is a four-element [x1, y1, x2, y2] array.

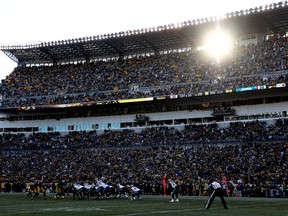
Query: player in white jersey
[[116, 183, 129, 198], [73, 183, 84, 199], [96, 179, 115, 198], [205, 181, 228, 209], [94, 184, 104, 199], [168, 178, 180, 202], [83, 183, 95, 199], [128, 185, 142, 200]]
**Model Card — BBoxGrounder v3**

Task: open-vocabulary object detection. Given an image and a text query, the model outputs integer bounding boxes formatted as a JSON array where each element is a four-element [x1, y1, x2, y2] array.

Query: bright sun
[[201, 28, 234, 62]]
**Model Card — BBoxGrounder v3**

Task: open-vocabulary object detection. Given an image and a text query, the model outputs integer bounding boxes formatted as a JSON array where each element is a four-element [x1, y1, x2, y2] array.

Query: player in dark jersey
[[54, 180, 67, 199], [30, 176, 47, 200], [205, 180, 228, 209], [27, 182, 36, 199]]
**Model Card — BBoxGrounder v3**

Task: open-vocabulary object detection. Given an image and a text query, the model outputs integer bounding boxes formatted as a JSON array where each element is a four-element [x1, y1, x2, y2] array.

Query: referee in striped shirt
[[205, 180, 228, 209]]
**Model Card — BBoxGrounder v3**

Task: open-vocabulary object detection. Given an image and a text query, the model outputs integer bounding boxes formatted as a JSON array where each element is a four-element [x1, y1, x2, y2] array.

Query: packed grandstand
[[0, 1, 288, 199]]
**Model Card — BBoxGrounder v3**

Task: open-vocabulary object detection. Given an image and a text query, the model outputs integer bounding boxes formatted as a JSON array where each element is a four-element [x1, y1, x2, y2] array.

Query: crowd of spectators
[[0, 119, 288, 197], [1, 119, 288, 150], [0, 36, 287, 108], [1, 133, 287, 197]]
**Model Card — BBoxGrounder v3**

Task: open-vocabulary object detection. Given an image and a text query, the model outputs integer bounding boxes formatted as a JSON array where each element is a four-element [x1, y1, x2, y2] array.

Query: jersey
[[211, 181, 222, 190], [97, 180, 108, 188], [169, 180, 178, 188], [130, 186, 141, 192]]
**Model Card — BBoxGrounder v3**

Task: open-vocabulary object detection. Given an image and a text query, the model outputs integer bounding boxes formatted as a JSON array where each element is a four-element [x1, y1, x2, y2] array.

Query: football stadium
[[0, 1, 288, 215]]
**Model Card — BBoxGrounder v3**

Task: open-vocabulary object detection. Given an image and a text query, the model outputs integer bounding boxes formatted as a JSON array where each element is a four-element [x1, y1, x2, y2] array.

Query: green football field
[[1, 193, 288, 216]]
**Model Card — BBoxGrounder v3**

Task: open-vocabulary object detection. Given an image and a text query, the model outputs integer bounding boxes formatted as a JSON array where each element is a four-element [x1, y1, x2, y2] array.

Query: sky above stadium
[[0, 0, 278, 81]]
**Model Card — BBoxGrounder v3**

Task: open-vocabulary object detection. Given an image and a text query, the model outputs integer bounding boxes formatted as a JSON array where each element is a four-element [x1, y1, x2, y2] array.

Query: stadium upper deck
[[0, 1, 288, 134], [0, 35, 287, 111]]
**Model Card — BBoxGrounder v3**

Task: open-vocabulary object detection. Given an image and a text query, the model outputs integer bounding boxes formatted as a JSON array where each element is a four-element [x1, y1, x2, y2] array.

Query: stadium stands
[[0, 2, 288, 198]]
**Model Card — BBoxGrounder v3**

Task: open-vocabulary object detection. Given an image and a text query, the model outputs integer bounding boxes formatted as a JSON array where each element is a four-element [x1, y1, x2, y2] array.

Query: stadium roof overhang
[[1, 1, 288, 66]]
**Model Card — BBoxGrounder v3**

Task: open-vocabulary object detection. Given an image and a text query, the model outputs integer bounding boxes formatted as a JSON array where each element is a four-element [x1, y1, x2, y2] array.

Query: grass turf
[[1, 193, 288, 216]]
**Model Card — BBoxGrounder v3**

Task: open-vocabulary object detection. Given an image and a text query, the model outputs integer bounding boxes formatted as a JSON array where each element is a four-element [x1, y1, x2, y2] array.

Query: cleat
[[169, 199, 174, 202], [175, 199, 179, 202]]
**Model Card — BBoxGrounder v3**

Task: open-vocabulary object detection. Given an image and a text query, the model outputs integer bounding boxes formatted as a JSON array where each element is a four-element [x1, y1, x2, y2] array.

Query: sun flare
[[201, 28, 234, 62]]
